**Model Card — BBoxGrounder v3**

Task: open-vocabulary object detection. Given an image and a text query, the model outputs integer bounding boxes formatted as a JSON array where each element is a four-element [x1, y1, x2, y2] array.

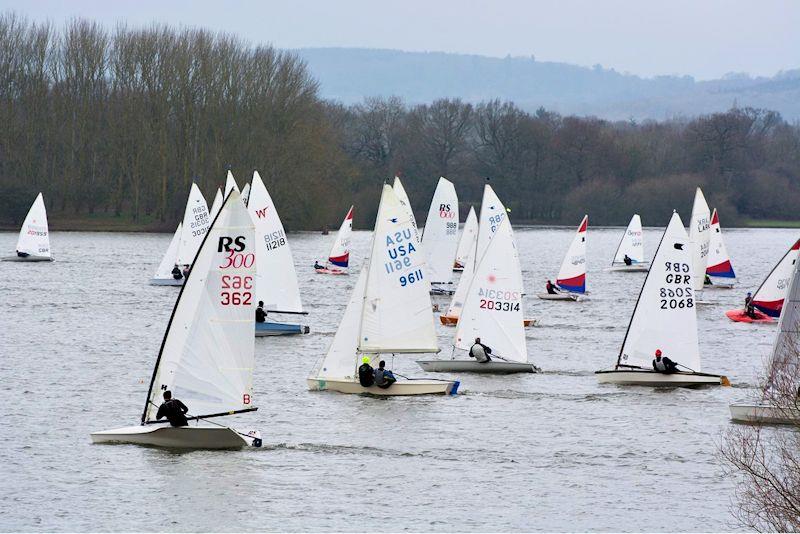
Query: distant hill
[[294, 48, 800, 120]]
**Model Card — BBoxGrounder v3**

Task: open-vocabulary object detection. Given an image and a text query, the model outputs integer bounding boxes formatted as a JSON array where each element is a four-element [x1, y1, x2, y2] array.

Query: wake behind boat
[[91, 190, 262, 449], [3, 192, 54, 262], [596, 211, 730, 387]]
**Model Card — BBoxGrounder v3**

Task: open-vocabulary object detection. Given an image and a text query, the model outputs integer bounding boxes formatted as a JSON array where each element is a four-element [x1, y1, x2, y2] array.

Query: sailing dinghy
[[422, 177, 459, 295], [3, 192, 53, 262], [609, 214, 648, 272], [730, 249, 800, 424], [307, 184, 459, 396], [315, 206, 353, 275], [149, 224, 183, 286], [91, 190, 263, 449], [705, 208, 736, 288], [688, 187, 711, 303], [454, 206, 478, 271], [418, 216, 538, 373], [248, 171, 309, 336], [537, 215, 588, 301], [725, 238, 800, 323], [596, 212, 730, 387]]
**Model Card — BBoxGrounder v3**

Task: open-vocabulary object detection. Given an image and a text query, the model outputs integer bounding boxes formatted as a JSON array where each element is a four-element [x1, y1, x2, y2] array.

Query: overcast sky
[[2, 0, 798, 79]]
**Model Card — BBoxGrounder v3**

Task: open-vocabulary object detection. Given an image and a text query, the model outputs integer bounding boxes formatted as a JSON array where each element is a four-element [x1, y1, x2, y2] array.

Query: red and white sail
[[752, 238, 800, 318], [556, 215, 588, 293], [326, 206, 354, 269], [706, 208, 736, 283]]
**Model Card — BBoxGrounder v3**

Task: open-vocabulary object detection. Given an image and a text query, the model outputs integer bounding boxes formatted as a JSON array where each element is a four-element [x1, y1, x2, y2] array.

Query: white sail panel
[[393, 177, 418, 233], [765, 249, 800, 397], [224, 170, 240, 197], [209, 188, 223, 220], [327, 206, 354, 269], [143, 190, 256, 422], [422, 177, 459, 284], [612, 214, 645, 265], [359, 184, 438, 354], [15, 192, 51, 257], [176, 183, 211, 266], [618, 212, 701, 371], [688, 187, 711, 292], [556, 215, 588, 293], [455, 206, 478, 268], [752, 239, 800, 318], [153, 223, 182, 279], [248, 170, 303, 313], [446, 222, 478, 318], [706, 209, 736, 281], [241, 182, 251, 205], [454, 216, 527, 362], [476, 184, 507, 264]]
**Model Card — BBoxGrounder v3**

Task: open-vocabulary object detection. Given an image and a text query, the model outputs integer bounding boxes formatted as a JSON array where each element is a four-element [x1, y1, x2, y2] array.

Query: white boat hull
[[306, 377, 459, 396], [2, 255, 53, 262], [90, 424, 261, 449], [705, 281, 735, 289], [537, 292, 580, 301], [595, 369, 729, 387], [149, 278, 184, 286], [608, 263, 649, 272], [416, 359, 537, 374], [729, 402, 800, 425]]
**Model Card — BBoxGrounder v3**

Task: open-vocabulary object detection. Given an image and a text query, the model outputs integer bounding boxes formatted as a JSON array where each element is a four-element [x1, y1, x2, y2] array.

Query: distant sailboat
[[688, 187, 711, 301], [538, 215, 588, 301], [454, 206, 478, 271], [704, 208, 736, 288], [248, 171, 309, 336], [91, 190, 263, 449], [609, 214, 648, 272], [422, 177, 459, 295], [149, 223, 183, 286], [315, 206, 353, 275], [596, 212, 730, 387], [307, 184, 459, 396], [725, 238, 800, 323], [3, 192, 53, 262], [418, 216, 538, 373]]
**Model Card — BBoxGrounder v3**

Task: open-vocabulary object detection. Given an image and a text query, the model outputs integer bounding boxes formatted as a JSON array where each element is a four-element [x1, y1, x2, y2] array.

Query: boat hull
[[315, 267, 348, 275], [90, 425, 261, 449], [149, 277, 184, 286], [2, 255, 53, 262], [438, 314, 536, 327], [306, 377, 458, 396], [255, 321, 310, 336], [537, 292, 580, 301], [729, 403, 800, 425], [416, 359, 537, 373], [725, 309, 775, 323], [608, 263, 649, 272], [430, 286, 455, 296], [595, 369, 728, 387], [705, 281, 735, 289]]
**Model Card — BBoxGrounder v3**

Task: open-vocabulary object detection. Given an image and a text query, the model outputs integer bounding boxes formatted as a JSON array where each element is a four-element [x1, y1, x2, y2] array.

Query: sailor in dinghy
[[704, 208, 737, 289], [595, 211, 731, 387], [609, 214, 649, 272], [3, 192, 54, 262], [315, 205, 353, 275], [537, 215, 588, 301], [453, 206, 478, 271], [91, 190, 262, 449]]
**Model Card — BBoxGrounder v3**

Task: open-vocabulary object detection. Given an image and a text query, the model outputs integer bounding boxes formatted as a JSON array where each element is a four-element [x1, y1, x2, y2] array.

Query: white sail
[[313, 264, 369, 381], [765, 249, 800, 397], [224, 170, 240, 197], [175, 183, 211, 266], [393, 176, 420, 239], [612, 214, 645, 265], [209, 188, 223, 220], [455, 206, 478, 267], [15, 192, 51, 257], [617, 212, 701, 371], [359, 184, 438, 354], [556, 215, 588, 293], [422, 177, 459, 284], [241, 182, 251, 205], [454, 216, 526, 362], [143, 190, 256, 422], [752, 238, 800, 318], [476, 184, 507, 265], [326, 206, 354, 269], [153, 223, 182, 279], [706, 208, 736, 282], [688, 187, 711, 292], [248, 170, 303, 313], [446, 222, 479, 318]]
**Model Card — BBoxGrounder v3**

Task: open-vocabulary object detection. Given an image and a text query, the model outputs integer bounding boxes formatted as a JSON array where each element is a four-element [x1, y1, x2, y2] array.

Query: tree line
[[2, 11, 800, 232]]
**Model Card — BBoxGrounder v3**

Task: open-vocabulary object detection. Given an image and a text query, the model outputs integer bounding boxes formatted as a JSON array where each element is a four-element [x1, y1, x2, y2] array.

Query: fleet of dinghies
[[538, 215, 588, 301], [315, 206, 353, 274], [3, 192, 53, 262]]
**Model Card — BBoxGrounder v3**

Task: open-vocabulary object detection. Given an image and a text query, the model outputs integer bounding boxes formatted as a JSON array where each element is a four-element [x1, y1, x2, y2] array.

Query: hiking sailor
[[469, 337, 493, 363], [652, 349, 679, 374]]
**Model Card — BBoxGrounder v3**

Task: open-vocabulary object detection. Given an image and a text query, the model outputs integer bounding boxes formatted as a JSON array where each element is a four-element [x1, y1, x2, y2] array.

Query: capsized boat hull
[[725, 309, 775, 323], [416, 359, 537, 374], [537, 292, 580, 301], [315, 267, 348, 275], [595, 369, 729, 387], [306, 377, 459, 396], [90, 424, 261, 449], [255, 321, 310, 336], [438, 314, 536, 327], [608, 263, 649, 272], [729, 402, 800, 425], [149, 277, 184, 286], [2, 255, 54, 262]]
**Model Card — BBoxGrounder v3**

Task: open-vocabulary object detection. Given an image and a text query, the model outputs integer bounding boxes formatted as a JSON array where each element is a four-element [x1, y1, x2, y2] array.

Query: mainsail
[[327, 206, 354, 269], [15, 192, 51, 258], [476, 184, 507, 264], [209, 188, 223, 220], [688, 187, 711, 293], [153, 223, 182, 279], [422, 177, 459, 285], [752, 238, 800, 317], [175, 183, 211, 266], [764, 247, 800, 400], [556, 215, 588, 293], [224, 170, 240, 197], [706, 208, 736, 282], [455, 206, 478, 268], [612, 214, 645, 265]]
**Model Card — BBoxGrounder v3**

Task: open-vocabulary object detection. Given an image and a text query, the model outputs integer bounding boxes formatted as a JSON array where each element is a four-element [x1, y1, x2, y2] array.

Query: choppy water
[[0, 224, 794, 531]]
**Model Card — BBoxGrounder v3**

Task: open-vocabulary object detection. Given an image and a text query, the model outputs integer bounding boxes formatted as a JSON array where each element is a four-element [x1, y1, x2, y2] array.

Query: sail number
[[399, 269, 424, 287], [220, 275, 253, 306], [219, 250, 255, 269], [480, 300, 520, 312], [660, 262, 693, 309]]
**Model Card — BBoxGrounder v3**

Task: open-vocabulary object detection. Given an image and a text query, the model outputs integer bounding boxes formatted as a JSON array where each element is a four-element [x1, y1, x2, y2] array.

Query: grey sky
[[2, 0, 798, 79]]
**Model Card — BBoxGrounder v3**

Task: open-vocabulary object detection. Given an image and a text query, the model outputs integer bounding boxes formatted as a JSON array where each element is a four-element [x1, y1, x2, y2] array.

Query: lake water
[[0, 225, 794, 531]]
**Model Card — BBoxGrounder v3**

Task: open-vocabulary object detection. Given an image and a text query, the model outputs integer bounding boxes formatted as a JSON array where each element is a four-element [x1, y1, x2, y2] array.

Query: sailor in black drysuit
[[744, 292, 756, 319], [358, 357, 375, 387], [623, 254, 632, 266], [256, 301, 267, 323], [546, 280, 560, 295], [652, 349, 679, 374], [314, 261, 325, 270], [171, 265, 183, 280], [373, 360, 397, 389], [156, 390, 189, 427], [469, 337, 493, 363]]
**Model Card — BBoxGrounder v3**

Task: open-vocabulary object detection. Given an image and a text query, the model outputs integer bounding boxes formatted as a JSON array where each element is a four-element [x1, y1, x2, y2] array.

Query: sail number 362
[[220, 275, 253, 306]]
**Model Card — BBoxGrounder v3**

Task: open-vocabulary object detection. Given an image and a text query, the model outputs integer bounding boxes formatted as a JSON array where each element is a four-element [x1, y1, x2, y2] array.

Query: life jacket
[[654, 357, 667, 372], [255, 307, 267, 323], [470, 344, 488, 362], [358, 363, 375, 387]]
